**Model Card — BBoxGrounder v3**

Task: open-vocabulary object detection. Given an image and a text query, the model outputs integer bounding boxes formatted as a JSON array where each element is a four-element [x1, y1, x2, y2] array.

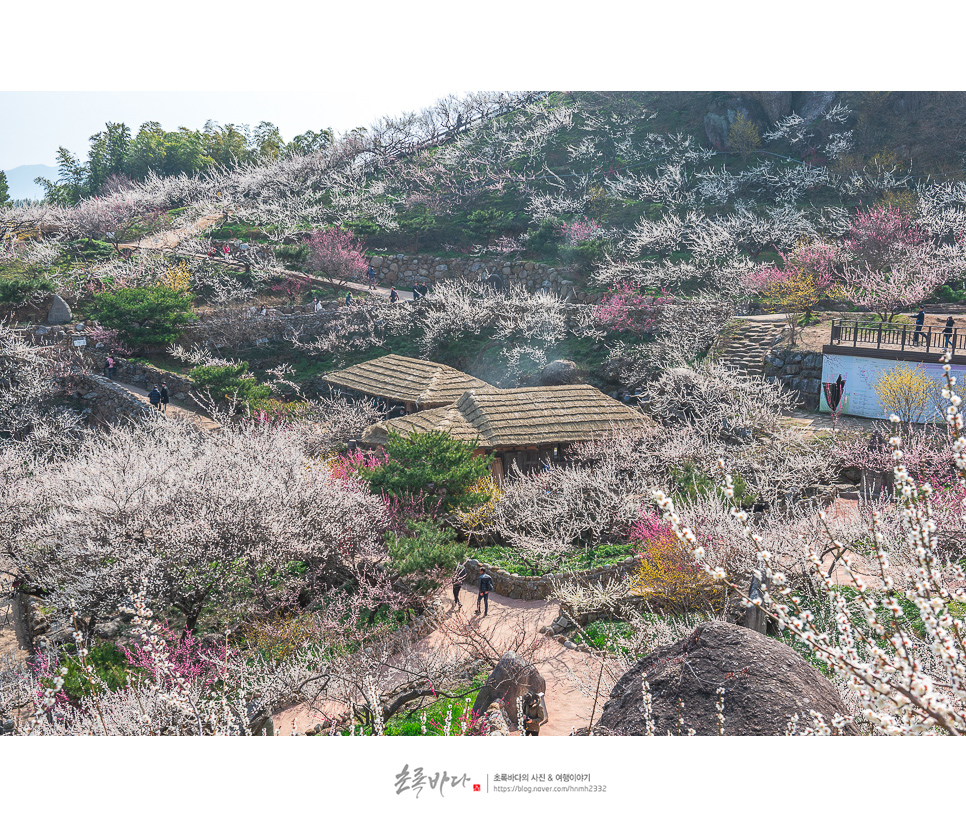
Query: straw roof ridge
[[363, 382, 649, 449], [322, 353, 495, 406]]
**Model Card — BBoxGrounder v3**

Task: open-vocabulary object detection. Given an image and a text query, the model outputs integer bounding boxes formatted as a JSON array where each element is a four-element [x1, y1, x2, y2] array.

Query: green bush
[[385, 520, 470, 595], [362, 430, 494, 515], [188, 361, 275, 410], [0, 275, 57, 307], [670, 463, 757, 508], [93, 285, 196, 349]]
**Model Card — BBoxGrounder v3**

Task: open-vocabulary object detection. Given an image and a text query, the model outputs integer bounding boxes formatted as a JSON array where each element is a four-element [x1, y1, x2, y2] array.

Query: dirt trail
[[110, 379, 221, 431], [274, 590, 613, 737]]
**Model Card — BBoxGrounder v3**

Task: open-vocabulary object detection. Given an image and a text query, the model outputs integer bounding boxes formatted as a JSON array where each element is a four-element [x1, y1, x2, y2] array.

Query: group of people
[[104, 356, 170, 412], [913, 308, 958, 348], [451, 563, 547, 735], [451, 563, 493, 615]]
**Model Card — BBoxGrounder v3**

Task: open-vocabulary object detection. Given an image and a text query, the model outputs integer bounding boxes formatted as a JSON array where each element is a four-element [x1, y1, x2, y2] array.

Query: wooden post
[[900, 325, 906, 354]]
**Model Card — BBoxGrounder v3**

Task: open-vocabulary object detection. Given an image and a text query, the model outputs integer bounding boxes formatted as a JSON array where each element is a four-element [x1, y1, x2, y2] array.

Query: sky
[[0, 90, 466, 170], [4, 1, 958, 173]]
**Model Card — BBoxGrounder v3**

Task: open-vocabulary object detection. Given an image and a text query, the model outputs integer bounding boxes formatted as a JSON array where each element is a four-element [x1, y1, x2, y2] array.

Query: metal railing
[[828, 319, 963, 359]]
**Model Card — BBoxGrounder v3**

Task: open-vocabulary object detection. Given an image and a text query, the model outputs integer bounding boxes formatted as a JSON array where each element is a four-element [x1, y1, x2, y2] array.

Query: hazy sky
[[0, 89, 468, 169], [1, 2, 954, 171]]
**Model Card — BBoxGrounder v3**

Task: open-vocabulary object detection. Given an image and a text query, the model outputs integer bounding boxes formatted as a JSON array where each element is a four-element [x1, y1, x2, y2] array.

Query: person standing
[[314, 298, 324, 313], [160, 383, 170, 414], [104, 355, 115, 380], [367, 265, 377, 289], [476, 569, 493, 616], [223, 243, 230, 259], [345, 291, 353, 307], [943, 315, 955, 349], [522, 692, 547, 736], [389, 287, 399, 303], [148, 385, 162, 411], [452, 563, 467, 608], [913, 307, 926, 346]]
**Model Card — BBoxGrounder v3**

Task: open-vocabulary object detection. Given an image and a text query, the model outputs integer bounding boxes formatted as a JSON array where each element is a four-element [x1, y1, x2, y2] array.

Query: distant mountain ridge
[[2, 164, 57, 201]]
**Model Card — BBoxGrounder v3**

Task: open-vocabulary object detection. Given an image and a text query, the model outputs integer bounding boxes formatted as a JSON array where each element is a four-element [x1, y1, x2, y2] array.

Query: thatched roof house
[[321, 354, 495, 411], [361, 384, 651, 480]]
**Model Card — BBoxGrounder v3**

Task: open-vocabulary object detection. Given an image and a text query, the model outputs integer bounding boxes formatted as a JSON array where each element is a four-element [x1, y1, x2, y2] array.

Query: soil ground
[[274, 590, 612, 737]]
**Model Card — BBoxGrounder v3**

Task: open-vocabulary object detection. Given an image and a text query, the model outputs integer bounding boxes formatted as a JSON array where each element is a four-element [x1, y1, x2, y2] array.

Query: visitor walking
[[389, 287, 399, 303], [223, 243, 230, 259], [367, 265, 377, 289], [148, 385, 162, 411], [522, 692, 547, 736], [345, 291, 353, 307], [475, 569, 493, 616], [943, 315, 955, 349], [104, 355, 115, 380], [913, 307, 925, 346], [452, 563, 467, 608], [160, 383, 170, 414]]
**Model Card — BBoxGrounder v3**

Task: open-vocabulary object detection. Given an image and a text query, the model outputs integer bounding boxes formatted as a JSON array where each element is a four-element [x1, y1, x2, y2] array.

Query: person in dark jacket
[[943, 316, 955, 348], [476, 570, 493, 616], [913, 308, 926, 345], [148, 386, 162, 410], [160, 383, 170, 414], [389, 287, 399, 303], [452, 563, 467, 608], [522, 692, 548, 736]]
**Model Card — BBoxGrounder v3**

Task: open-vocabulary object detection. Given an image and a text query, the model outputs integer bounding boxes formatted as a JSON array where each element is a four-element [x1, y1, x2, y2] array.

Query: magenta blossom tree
[[306, 226, 369, 287], [835, 206, 947, 321]]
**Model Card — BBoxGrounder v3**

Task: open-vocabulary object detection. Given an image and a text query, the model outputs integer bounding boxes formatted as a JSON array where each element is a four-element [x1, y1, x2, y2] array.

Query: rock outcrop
[[539, 359, 579, 386], [47, 294, 72, 325], [595, 620, 855, 735]]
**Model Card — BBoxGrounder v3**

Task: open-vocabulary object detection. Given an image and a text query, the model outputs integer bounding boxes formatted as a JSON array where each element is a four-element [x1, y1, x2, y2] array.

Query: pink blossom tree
[[305, 226, 368, 288], [834, 206, 948, 321]]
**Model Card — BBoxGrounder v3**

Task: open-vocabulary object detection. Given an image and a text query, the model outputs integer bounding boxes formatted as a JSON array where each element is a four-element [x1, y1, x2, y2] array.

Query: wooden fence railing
[[828, 319, 963, 359]]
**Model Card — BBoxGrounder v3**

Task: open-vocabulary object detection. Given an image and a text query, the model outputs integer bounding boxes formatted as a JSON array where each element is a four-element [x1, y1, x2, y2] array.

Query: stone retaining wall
[[102, 359, 194, 401], [463, 556, 640, 602], [763, 348, 824, 409], [72, 375, 161, 426]]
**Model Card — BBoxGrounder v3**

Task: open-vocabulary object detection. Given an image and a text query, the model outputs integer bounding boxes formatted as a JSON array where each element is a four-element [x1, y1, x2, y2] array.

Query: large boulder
[[472, 651, 547, 728], [793, 91, 838, 123], [746, 92, 794, 124], [595, 621, 856, 735], [47, 294, 72, 325], [539, 359, 579, 386]]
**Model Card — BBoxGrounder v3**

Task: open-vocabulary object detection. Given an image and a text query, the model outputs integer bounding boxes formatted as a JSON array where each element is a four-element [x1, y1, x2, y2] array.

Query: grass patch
[[473, 543, 636, 577]]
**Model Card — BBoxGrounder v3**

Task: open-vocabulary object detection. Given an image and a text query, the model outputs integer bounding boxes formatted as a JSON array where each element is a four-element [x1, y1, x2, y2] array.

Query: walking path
[[273, 590, 612, 737], [111, 379, 221, 431]]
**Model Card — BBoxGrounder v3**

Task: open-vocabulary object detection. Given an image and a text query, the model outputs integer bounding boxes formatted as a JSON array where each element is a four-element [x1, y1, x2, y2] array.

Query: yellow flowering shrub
[[157, 260, 192, 294], [630, 529, 721, 615], [454, 476, 501, 531]]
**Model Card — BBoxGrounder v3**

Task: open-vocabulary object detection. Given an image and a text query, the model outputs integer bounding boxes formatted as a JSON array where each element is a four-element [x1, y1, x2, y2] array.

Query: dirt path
[[274, 590, 613, 737], [111, 379, 221, 431], [126, 214, 222, 252]]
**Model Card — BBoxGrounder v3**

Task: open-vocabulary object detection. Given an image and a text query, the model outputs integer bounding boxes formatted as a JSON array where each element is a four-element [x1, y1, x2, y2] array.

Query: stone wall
[[763, 348, 824, 409], [463, 556, 640, 602], [368, 254, 601, 302], [72, 375, 161, 426], [103, 359, 194, 401]]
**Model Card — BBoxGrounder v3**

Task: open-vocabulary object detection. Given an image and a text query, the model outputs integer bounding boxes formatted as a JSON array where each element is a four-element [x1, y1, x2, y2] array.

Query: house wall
[[820, 353, 950, 422]]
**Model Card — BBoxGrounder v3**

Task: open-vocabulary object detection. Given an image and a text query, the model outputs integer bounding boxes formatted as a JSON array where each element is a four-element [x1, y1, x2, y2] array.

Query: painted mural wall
[[819, 353, 953, 422]]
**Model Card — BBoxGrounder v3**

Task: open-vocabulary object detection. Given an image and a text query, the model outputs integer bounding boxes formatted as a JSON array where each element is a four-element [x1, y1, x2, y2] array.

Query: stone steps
[[715, 320, 787, 377]]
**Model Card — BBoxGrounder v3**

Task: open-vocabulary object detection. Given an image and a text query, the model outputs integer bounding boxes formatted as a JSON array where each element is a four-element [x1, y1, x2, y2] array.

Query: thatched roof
[[321, 354, 495, 407], [361, 385, 650, 449]]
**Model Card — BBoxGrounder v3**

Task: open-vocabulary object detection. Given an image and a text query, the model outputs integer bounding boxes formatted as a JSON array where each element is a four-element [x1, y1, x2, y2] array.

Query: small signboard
[[73, 338, 87, 347]]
